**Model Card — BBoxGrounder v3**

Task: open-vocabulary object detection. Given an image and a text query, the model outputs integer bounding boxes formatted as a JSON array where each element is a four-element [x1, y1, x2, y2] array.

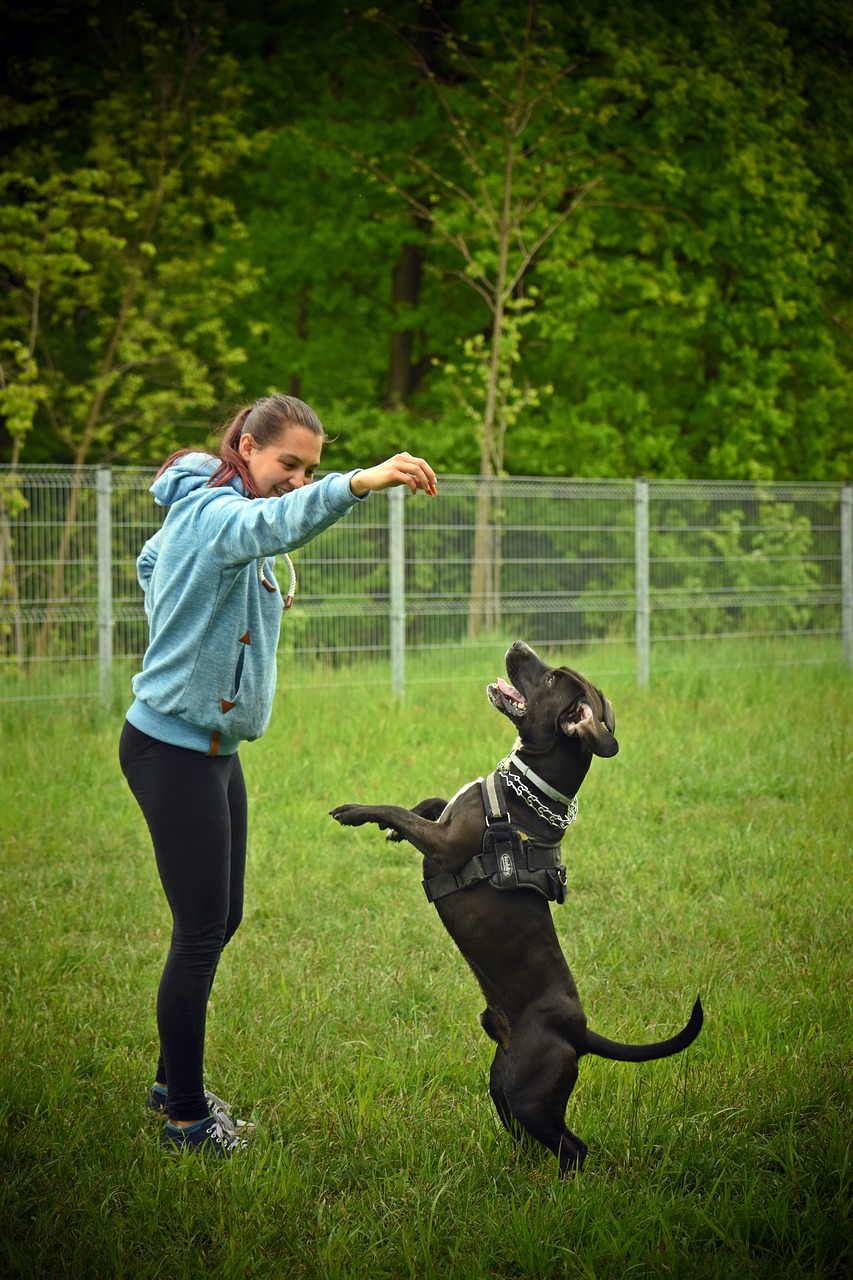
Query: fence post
[[842, 482, 853, 669], [635, 477, 650, 687], [96, 467, 113, 705], [389, 486, 406, 698]]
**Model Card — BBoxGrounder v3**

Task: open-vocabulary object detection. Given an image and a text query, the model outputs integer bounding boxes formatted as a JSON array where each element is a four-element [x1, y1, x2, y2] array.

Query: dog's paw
[[384, 827, 404, 843], [329, 804, 365, 826]]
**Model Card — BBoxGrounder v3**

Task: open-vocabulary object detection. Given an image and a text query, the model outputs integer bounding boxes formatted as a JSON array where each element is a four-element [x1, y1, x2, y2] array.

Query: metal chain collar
[[497, 760, 578, 831]]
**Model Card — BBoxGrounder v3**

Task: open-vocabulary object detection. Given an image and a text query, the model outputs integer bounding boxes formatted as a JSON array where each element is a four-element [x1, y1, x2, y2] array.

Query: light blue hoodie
[[126, 452, 366, 755]]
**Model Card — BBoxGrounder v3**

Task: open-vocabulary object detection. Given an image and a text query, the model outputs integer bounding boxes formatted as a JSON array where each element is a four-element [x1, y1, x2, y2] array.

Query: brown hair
[[156, 394, 329, 497]]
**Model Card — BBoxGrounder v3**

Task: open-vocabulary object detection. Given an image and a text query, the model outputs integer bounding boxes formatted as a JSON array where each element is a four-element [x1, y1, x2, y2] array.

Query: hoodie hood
[[151, 452, 244, 507]]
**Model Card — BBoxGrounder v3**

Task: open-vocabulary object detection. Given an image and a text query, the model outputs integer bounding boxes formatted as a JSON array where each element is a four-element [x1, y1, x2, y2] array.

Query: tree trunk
[[386, 242, 423, 409], [467, 131, 514, 639]]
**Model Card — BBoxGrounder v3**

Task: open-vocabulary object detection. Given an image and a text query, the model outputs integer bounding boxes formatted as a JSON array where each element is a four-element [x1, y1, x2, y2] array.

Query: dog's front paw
[[329, 804, 368, 827]]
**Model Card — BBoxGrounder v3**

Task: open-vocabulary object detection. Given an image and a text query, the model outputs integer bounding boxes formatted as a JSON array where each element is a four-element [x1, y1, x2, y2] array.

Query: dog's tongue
[[497, 678, 522, 700]]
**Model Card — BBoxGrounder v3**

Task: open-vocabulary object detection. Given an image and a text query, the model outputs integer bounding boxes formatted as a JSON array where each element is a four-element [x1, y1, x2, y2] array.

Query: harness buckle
[[549, 865, 568, 905]]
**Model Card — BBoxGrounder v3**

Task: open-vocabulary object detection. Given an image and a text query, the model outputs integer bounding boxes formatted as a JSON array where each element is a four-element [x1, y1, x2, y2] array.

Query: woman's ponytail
[[207, 407, 256, 493]]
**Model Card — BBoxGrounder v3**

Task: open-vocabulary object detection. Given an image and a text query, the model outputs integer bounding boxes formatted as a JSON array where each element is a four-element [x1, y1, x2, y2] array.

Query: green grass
[[1, 652, 851, 1278]]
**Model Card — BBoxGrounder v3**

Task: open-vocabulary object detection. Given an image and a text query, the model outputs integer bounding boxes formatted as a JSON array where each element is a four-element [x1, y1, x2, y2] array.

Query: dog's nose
[[508, 640, 533, 657]]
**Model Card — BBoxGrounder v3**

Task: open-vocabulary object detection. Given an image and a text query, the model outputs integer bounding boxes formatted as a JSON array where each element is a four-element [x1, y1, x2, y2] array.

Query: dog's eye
[[546, 674, 556, 687]]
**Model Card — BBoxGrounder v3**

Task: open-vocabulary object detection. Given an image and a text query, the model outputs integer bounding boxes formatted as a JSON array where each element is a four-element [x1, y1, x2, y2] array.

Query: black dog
[[331, 641, 702, 1174]]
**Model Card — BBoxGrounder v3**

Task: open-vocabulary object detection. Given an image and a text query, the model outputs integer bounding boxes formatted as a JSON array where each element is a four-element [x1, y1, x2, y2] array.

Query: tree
[[4, 0, 850, 490], [216, 0, 850, 638], [340, 0, 621, 632], [1, 4, 255, 468], [217, 0, 462, 472], [503, 0, 853, 482], [0, 1, 257, 652]]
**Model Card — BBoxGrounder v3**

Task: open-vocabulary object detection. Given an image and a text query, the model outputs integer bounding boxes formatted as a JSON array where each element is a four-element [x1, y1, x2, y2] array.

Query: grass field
[[1, 652, 851, 1279]]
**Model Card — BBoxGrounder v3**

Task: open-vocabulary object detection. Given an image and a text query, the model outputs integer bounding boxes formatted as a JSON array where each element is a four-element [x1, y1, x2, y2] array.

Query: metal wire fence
[[0, 465, 850, 706]]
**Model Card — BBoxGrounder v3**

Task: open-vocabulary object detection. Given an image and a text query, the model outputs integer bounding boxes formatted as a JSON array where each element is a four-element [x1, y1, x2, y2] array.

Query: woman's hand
[[350, 453, 438, 498]]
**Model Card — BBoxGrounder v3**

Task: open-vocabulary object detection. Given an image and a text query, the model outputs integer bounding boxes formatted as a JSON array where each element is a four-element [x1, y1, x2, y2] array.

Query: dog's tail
[[582, 996, 703, 1063]]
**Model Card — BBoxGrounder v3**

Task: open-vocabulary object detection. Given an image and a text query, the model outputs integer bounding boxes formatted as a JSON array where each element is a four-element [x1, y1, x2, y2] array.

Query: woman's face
[[239, 424, 324, 498]]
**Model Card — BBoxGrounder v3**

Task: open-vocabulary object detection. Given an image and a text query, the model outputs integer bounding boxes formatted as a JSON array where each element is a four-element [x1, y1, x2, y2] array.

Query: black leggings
[[119, 721, 247, 1121]]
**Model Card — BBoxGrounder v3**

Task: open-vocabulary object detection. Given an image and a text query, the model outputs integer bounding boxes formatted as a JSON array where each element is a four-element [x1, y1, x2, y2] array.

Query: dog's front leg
[[384, 797, 447, 840], [330, 800, 482, 874]]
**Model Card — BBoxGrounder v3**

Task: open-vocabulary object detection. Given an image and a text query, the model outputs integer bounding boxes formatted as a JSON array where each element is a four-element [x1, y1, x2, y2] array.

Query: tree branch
[[430, 264, 497, 313], [504, 175, 604, 297]]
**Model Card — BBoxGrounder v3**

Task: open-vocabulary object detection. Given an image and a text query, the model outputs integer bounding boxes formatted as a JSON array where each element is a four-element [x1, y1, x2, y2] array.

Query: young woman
[[120, 393, 437, 1156]]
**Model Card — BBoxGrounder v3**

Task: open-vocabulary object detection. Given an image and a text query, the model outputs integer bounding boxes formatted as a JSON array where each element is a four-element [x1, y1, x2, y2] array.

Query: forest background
[[1, 0, 851, 484]]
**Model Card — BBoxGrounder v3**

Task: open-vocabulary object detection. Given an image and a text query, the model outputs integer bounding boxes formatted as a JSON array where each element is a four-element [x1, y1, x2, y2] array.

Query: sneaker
[[162, 1115, 249, 1158], [146, 1086, 255, 1136]]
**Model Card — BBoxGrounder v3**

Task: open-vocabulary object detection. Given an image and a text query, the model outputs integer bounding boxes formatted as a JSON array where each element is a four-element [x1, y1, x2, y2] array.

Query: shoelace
[[204, 1090, 255, 1137], [204, 1117, 250, 1153]]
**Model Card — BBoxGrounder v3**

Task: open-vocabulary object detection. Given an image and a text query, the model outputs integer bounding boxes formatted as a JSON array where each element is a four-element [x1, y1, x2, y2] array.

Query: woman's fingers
[[353, 453, 438, 497], [393, 452, 437, 495]]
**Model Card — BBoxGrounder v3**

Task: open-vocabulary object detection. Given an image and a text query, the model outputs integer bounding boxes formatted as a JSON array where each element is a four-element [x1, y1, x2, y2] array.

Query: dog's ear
[[560, 696, 619, 758], [599, 691, 616, 737]]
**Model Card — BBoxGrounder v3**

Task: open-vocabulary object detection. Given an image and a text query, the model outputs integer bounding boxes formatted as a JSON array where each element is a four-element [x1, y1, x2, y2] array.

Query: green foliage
[[0, 0, 851, 478], [648, 496, 828, 639], [0, 2, 257, 466], [508, 0, 852, 479]]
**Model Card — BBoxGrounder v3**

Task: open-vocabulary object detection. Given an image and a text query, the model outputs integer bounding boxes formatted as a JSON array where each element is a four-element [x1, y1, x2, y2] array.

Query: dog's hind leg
[[480, 1007, 528, 1142], [488, 1044, 537, 1146], [502, 1025, 588, 1175]]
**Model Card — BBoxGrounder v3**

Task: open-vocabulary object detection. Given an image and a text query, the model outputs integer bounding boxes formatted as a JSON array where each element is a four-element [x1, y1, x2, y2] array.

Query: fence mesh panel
[[648, 481, 844, 649], [0, 466, 848, 705]]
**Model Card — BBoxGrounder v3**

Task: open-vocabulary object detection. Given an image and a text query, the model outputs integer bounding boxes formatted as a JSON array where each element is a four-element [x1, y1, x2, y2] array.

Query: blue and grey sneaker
[[162, 1114, 249, 1158], [145, 1085, 168, 1113], [146, 1085, 255, 1136]]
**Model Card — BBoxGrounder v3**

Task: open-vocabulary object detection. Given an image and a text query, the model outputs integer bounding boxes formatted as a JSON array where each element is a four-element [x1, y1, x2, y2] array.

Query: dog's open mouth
[[487, 677, 527, 719]]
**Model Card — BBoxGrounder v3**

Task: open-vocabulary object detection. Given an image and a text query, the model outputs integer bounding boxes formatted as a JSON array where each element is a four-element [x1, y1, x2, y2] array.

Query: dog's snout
[[507, 640, 535, 659]]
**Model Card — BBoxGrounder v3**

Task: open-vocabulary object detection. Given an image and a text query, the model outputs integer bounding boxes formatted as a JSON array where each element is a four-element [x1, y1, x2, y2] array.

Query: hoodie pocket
[[221, 630, 251, 714]]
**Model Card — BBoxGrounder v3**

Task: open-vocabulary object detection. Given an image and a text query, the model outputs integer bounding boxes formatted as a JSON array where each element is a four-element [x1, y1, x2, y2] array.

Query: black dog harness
[[422, 770, 568, 905]]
